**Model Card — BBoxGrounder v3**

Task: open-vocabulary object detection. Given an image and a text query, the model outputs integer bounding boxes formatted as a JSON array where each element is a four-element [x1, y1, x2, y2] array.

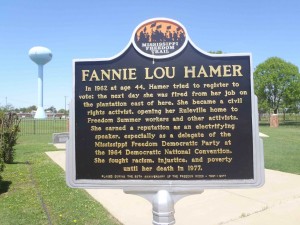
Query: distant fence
[[259, 113, 300, 126], [19, 118, 69, 135]]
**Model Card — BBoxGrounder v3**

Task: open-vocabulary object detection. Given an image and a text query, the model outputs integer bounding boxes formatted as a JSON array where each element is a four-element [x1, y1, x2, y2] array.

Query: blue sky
[[1, 0, 299, 110]]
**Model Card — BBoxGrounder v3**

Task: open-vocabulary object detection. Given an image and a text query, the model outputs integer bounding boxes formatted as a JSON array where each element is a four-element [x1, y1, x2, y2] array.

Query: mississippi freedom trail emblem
[[133, 18, 188, 59]]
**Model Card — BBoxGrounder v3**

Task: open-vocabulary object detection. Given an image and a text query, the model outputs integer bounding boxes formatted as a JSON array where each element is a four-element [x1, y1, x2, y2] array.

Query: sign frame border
[[66, 18, 265, 190]]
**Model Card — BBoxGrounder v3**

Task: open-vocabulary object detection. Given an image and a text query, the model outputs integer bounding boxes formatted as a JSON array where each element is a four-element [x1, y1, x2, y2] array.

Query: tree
[[26, 105, 37, 113], [58, 109, 69, 114], [17, 105, 37, 113], [209, 50, 223, 54], [0, 104, 14, 112], [45, 106, 57, 113], [281, 76, 300, 114], [254, 57, 300, 114]]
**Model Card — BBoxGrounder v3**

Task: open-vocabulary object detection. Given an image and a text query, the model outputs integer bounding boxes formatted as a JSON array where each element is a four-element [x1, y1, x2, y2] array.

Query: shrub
[[0, 112, 4, 183], [0, 147, 3, 184], [0, 112, 20, 164]]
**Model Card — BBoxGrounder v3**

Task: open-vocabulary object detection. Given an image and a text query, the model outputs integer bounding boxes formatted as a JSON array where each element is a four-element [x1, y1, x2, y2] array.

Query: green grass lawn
[[260, 124, 300, 175], [0, 134, 121, 225]]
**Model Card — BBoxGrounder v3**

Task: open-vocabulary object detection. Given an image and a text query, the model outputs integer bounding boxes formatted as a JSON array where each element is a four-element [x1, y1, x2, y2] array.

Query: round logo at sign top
[[132, 18, 188, 59]]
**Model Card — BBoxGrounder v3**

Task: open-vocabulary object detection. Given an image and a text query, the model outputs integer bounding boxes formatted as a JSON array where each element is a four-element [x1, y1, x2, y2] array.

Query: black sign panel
[[68, 18, 263, 188]]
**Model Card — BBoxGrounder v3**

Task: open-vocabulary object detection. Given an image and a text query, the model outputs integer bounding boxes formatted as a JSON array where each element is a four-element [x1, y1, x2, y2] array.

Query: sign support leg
[[124, 189, 204, 225]]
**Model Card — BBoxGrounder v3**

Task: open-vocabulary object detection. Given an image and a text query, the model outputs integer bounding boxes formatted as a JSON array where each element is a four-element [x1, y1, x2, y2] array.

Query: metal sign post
[[124, 189, 204, 225]]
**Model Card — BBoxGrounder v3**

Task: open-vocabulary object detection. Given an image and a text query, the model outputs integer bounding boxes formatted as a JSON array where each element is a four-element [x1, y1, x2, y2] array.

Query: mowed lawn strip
[[0, 134, 121, 225], [260, 124, 300, 175]]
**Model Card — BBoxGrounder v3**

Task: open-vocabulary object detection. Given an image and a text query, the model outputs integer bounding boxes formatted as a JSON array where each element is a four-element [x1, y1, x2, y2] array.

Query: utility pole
[[64, 96, 67, 117]]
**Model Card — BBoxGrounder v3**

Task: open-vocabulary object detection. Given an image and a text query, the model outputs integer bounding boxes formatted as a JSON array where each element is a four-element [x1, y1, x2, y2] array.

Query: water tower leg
[[35, 65, 46, 119]]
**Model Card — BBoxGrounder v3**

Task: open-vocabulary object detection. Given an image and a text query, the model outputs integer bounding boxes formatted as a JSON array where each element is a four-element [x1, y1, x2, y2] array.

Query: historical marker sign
[[67, 18, 264, 189]]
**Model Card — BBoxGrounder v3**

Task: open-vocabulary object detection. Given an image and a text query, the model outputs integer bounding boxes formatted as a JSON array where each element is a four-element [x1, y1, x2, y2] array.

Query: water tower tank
[[29, 46, 52, 65]]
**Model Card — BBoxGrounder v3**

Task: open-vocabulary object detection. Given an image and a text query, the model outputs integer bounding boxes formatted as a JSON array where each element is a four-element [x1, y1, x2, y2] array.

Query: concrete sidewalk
[[46, 150, 300, 225]]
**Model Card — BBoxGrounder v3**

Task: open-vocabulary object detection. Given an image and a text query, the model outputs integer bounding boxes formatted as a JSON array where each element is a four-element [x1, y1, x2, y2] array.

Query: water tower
[[29, 46, 52, 119]]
